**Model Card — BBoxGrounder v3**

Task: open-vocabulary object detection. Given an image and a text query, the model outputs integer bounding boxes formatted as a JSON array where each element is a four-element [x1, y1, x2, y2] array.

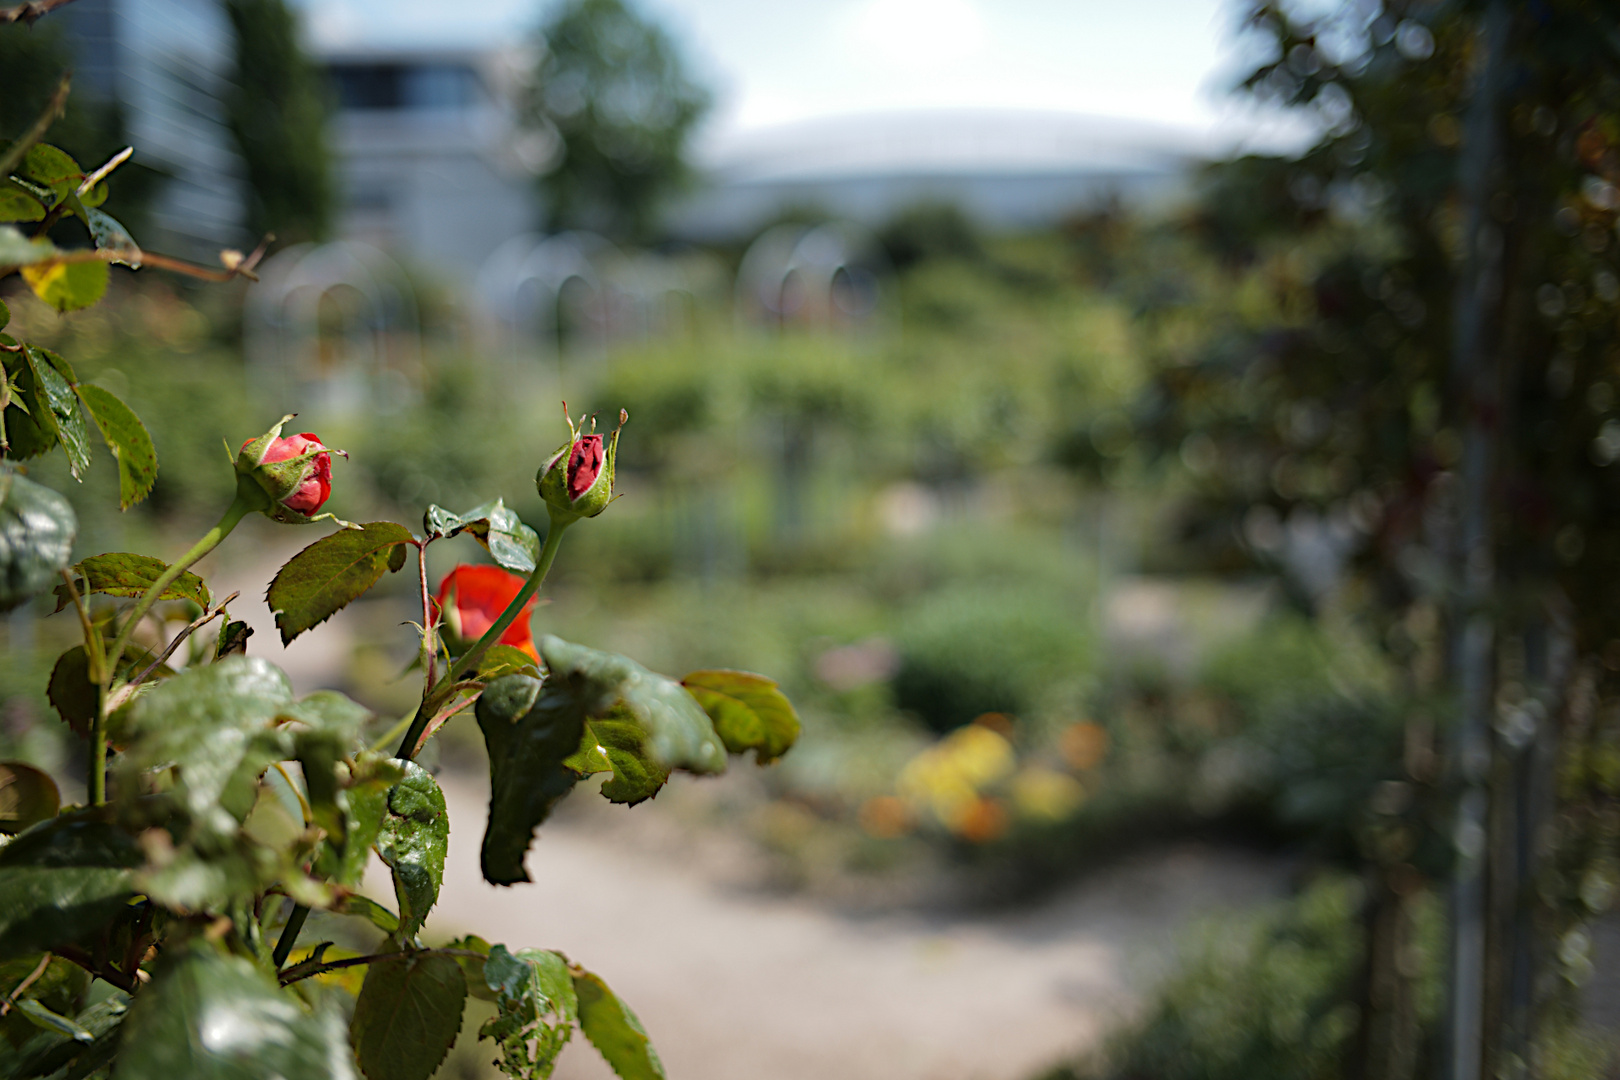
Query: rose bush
[[0, 73, 799, 1080]]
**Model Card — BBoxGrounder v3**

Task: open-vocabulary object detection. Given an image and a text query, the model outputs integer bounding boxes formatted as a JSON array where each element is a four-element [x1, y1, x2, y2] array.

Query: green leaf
[[564, 714, 669, 805], [479, 944, 577, 1077], [539, 636, 727, 778], [22, 258, 109, 313], [0, 812, 141, 960], [444, 935, 495, 1003], [337, 894, 401, 936], [680, 670, 800, 765], [574, 969, 664, 1080], [116, 944, 357, 1080], [217, 618, 253, 657], [313, 751, 403, 887], [475, 675, 585, 886], [19, 345, 91, 476], [351, 951, 467, 1080], [477, 643, 541, 679], [0, 296, 8, 329], [423, 499, 541, 574], [48, 642, 173, 739], [0, 465, 76, 612], [76, 383, 156, 508], [52, 551, 209, 613], [266, 522, 415, 644], [84, 208, 141, 268], [477, 642, 727, 885], [117, 656, 366, 827], [22, 144, 80, 184], [0, 224, 56, 270], [0, 761, 60, 834], [376, 762, 448, 939], [0, 183, 46, 222]]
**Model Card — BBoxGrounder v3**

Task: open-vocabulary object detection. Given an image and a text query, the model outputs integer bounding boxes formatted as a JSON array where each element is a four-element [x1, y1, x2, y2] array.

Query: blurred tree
[[523, 0, 710, 243], [1089, 1, 1620, 1077], [222, 0, 334, 244]]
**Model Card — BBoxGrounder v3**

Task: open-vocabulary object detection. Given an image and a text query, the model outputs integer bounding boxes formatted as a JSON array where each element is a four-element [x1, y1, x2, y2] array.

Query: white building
[[671, 108, 1205, 241], [318, 47, 542, 277]]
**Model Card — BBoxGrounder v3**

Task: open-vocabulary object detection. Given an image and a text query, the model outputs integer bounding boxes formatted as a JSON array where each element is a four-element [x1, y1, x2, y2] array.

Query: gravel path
[[412, 775, 1291, 1080]]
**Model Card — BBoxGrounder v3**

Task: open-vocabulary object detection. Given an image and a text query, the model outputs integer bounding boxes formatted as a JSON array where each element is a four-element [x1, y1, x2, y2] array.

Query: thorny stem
[[278, 947, 487, 986], [125, 590, 239, 689], [395, 518, 571, 760]]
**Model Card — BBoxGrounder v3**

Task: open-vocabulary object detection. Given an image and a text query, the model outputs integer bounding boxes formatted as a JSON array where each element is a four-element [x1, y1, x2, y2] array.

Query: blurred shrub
[[1042, 876, 1398, 1080], [893, 584, 1091, 734], [877, 202, 984, 272]]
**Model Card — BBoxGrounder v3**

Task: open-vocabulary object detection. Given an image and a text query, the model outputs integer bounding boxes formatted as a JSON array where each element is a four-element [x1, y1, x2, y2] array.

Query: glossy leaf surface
[[475, 675, 583, 886], [266, 522, 414, 644], [376, 762, 448, 938], [0, 465, 75, 613], [424, 499, 540, 575], [117, 945, 357, 1080]]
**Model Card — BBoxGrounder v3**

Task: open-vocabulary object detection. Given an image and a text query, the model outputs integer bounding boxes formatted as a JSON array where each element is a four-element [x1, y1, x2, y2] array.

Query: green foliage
[[525, 0, 711, 241], [480, 945, 576, 1079], [1046, 878, 1383, 1080], [52, 552, 209, 612], [0, 49, 787, 1080], [0, 464, 75, 612], [76, 383, 156, 508], [0, 812, 141, 960], [376, 763, 449, 939], [266, 522, 413, 643], [222, 0, 334, 243], [893, 584, 1090, 734], [574, 968, 664, 1080], [424, 500, 540, 575], [351, 951, 467, 1080], [0, 761, 59, 833], [681, 669, 800, 764], [118, 945, 353, 1079]]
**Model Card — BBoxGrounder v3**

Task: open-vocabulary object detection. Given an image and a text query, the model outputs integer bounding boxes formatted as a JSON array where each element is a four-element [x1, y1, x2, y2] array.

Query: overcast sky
[[294, 0, 1300, 153]]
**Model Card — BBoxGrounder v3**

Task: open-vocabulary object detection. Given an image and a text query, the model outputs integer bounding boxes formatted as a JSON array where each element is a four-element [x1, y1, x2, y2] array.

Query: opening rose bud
[[235, 415, 346, 524], [435, 564, 538, 660], [568, 434, 604, 500], [255, 433, 332, 515], [538, 404, 625, 524]]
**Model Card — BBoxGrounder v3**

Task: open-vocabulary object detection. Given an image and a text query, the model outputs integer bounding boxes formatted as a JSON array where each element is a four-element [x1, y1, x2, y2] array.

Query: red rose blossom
[[435, 564, 537, 660]]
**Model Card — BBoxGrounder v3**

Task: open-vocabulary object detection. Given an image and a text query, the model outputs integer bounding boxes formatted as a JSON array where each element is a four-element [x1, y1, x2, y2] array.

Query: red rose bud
[[538, 404, 626, 524], [435, 564, 537, 660], [235, 415, 345, 524]]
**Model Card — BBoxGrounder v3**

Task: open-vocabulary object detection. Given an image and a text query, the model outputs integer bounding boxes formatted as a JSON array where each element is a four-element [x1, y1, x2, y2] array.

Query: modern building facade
[[52, 0, 245, 257], [317, 46, 540, 277]]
